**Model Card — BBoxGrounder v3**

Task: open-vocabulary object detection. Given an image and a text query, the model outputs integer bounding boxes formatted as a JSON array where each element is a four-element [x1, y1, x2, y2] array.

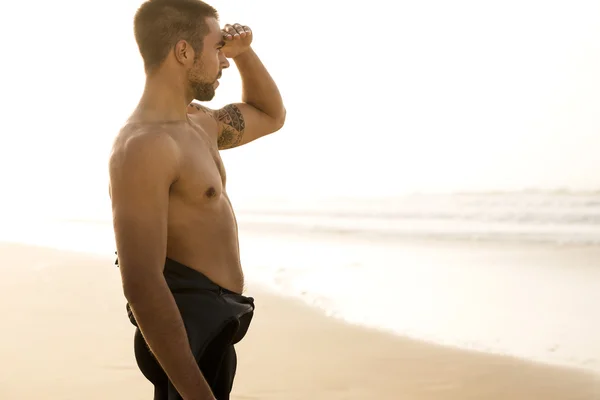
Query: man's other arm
[[109, 132, 215, 400], [188, 48, 286, 150]]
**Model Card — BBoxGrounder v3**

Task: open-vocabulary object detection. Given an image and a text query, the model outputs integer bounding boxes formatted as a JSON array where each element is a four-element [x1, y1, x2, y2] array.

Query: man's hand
[[221, 23, 253, 59]]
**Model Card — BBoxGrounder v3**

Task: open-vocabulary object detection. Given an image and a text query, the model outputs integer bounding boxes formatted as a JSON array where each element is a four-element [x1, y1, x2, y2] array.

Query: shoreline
[[1, 241, 599, 399], [245, 279, 600, 378], [236, 290, 600, 400], [239, 231, 600, 376]]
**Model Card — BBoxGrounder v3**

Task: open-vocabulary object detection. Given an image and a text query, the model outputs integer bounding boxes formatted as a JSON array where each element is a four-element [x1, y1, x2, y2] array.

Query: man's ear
[[174, 40, 194, 66]]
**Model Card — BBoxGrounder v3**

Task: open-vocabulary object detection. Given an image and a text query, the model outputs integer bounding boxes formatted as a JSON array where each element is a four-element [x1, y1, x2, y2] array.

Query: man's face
[[187, 17, 229, 101]]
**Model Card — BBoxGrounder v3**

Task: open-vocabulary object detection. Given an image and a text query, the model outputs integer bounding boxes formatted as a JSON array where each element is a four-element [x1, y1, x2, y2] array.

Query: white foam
[[239, 231, 600, 375]]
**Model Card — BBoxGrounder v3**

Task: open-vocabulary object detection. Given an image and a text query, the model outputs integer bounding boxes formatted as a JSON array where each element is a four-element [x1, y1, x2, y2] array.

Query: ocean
[[236, 192, 600, 246], [1, 191, 599, 374]]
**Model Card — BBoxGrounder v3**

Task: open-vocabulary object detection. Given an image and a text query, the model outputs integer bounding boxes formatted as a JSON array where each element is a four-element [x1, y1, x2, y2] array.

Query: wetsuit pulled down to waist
[[124, 258, 255, 400]]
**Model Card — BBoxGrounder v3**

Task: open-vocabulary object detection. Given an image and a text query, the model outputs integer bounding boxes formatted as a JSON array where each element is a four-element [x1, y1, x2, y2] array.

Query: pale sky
[[0, 0, 599, 220]]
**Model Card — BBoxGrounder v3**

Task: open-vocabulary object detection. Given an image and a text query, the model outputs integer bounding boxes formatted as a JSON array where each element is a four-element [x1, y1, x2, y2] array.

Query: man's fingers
[[223, 23, 251, 40], [232, 23, 247, 37], [223, 24, 238, 39]]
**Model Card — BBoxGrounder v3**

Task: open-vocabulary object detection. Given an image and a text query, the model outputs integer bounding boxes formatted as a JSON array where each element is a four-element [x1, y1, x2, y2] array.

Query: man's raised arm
[[189, 24, 286, 150], [109, 132, 215, 400]]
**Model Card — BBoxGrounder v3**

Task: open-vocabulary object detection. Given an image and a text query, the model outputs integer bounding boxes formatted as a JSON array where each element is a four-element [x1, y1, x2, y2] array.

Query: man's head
[[134, 0, 229, 101]]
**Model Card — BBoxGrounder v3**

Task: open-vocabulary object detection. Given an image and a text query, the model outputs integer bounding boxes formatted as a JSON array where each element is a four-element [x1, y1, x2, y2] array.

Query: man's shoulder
[[110, 123, 181, 170], [187, 102, 220, 137], [115, 123, 180, 151], [187, 102, 216, 117]]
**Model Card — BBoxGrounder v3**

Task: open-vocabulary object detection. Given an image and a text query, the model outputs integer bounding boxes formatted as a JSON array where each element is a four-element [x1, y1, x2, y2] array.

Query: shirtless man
[[108, 1, 285, 399]]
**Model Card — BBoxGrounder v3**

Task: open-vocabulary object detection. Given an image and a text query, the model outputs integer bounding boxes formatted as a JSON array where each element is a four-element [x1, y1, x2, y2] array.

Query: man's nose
[[220, 54, 230, 69]]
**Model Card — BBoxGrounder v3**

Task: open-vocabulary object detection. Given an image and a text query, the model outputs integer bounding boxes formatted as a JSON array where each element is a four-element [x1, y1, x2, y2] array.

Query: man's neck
[[133, 73, 190, 123]]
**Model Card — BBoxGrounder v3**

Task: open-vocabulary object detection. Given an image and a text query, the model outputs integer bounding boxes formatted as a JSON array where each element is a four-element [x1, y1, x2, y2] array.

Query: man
[[108, 0, 286, 399]]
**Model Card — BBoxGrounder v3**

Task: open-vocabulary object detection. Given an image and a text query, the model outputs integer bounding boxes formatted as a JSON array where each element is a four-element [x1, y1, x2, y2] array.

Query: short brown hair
[[134, 0, 219, 73]]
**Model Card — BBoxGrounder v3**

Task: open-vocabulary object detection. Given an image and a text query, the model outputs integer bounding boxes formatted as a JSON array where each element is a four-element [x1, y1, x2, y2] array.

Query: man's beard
[[190, 79, 215, 102]]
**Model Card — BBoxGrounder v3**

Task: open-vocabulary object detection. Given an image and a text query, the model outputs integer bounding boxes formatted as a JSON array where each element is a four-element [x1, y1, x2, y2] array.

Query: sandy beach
[[0, 242, 598, 400]]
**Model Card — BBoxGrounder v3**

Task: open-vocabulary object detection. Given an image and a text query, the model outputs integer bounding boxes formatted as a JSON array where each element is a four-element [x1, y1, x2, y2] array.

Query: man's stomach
[[166, 203, 244, 293]]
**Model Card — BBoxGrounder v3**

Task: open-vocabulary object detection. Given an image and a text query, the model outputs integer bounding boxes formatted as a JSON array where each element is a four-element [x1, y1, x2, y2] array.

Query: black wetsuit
[[117, 256, 255, 400]]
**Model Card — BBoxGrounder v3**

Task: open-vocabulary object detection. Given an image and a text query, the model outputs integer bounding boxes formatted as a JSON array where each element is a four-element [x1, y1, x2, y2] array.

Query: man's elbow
[[122, 281, 146, 304], [272, 107, 287, 132], [121, 270, 165, 304]]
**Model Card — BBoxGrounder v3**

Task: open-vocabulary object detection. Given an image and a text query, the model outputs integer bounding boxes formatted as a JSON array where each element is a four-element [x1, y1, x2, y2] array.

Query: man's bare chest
[[174, 127, 227, 204]]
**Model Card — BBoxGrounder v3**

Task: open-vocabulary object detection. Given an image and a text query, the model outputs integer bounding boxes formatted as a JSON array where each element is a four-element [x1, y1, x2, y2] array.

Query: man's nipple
[[205, 187, 217, 198]]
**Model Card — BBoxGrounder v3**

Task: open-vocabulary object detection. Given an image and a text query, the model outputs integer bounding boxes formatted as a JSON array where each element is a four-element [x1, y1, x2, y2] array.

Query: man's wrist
[[232, 47, 255, 63]]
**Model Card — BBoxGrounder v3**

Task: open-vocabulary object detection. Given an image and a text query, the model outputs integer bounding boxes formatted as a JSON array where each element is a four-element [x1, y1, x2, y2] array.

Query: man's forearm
[[233, 48, 286, 122], [127, 279, 214, 400]]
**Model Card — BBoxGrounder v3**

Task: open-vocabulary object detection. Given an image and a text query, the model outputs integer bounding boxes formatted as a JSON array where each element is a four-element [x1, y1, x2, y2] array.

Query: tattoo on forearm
[[216, 104, 245, 149]]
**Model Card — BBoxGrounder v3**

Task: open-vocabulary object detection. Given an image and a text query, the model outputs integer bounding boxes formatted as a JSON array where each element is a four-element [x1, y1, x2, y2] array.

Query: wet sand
[[0, 242, 598, 399]]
